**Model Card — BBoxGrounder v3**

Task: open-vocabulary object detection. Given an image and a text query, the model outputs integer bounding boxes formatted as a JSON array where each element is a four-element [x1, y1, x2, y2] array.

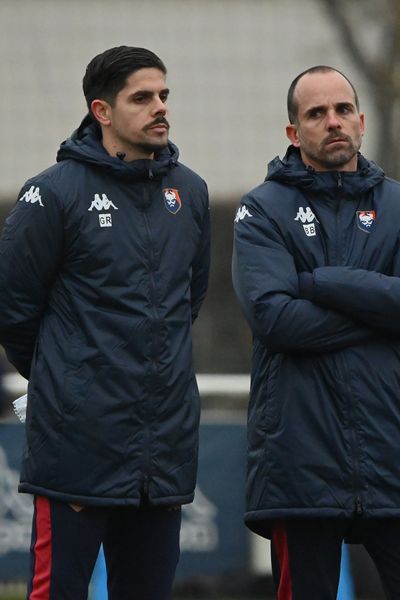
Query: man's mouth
[[146, 118, 170, 132], [325, 136, 348, 146]]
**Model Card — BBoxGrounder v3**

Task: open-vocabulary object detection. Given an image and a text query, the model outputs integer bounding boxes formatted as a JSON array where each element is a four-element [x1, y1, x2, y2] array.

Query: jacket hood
[[56, 114, 179, 181], [266, 145, 385, 197]]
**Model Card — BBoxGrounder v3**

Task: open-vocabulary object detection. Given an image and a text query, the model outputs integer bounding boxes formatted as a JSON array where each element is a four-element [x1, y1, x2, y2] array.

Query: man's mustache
[[145, 117, 170, 130], [323, 131, 351, 146]]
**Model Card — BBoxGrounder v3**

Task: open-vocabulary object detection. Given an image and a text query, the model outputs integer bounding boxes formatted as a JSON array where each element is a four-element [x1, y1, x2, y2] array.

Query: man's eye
[[309, 110, 322, 118]]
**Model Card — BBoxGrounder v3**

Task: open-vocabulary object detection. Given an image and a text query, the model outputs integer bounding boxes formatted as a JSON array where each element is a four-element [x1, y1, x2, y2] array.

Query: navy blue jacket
[[0, 117, 210, 507], [233, 146, 400, 538]]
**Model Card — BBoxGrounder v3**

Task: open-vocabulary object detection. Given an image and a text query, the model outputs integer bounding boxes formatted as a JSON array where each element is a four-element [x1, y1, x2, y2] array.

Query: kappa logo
[[294, 206, 317, 224], [357, 210, 376, 233], [88, 193, 118, 212], [234, 205, 253, 223], [163, 188, 182, 214], [19, 185, 44, 207], [294, 206, 318, 237]]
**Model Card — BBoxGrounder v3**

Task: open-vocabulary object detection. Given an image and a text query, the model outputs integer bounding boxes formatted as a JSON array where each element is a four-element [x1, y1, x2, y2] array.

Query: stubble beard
[[303, 133, 362, 171], [318, 143, 359, 170], [119, 135, 169, 159], [135, 139, 169, 155]]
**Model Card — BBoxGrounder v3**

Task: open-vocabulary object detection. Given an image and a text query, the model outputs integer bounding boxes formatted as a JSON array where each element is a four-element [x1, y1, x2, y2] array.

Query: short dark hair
[[83, 46, 167, 115], [287, 65, 360, 124]]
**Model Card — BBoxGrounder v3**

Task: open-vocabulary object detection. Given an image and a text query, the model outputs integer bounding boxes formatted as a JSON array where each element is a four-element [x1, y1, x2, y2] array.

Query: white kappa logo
[[19, 186, 44, 207], [88, 193, 118, 212], [234, 205, 253, 223], [294, 206, 318, 237], [294, 207, 317, 224]]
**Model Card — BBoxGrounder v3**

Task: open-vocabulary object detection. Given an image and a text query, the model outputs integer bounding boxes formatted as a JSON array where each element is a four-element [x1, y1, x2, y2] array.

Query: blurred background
[[1, 0, 399, 598]]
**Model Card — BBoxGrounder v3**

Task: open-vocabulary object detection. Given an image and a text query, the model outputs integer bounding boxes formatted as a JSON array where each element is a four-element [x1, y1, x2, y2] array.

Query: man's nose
[[153, 97, 167, 115], [326, 109, 341, 129]]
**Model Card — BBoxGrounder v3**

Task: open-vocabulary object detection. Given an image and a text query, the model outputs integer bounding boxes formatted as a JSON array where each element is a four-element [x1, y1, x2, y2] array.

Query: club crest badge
[[356, 210, 376, 233], [163, 188, 182, 214]]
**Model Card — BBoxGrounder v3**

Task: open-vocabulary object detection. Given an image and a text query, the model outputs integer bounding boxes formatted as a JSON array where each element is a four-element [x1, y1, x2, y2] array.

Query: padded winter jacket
[[0, 117, 210, 507], [233, 146, 400, 538]]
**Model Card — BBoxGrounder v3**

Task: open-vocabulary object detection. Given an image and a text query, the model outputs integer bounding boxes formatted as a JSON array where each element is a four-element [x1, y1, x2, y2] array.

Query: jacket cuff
[[298, 271, 314, 301]]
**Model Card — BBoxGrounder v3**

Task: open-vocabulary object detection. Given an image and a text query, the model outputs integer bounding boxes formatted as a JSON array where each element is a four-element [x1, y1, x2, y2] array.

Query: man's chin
[[137, 140, 169, 155], [322, 149, 357, 169]]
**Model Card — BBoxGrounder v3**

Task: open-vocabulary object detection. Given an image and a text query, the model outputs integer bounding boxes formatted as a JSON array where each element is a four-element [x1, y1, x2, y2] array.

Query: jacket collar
[[266, 146, 385, 197], [56, 114, 179, 182]]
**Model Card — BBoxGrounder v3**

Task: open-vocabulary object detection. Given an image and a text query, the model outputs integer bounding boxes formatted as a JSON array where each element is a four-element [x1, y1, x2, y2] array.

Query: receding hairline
[[287, 66, 360, 124]]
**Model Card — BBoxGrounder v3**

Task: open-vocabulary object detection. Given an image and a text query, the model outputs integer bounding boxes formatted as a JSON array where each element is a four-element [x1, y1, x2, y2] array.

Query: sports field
[[0, 584, 265, 600]]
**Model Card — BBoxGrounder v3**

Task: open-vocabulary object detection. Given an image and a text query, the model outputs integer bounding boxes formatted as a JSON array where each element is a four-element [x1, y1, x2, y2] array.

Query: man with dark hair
[[83, 45, 167, 117], [233, 65, 400, 598], [286, 65, 360, 125], [0, 46, 210, 600]]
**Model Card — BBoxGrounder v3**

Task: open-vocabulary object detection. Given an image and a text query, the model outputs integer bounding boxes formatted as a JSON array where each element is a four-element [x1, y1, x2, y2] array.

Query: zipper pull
[[337, 173, 342, 188], [355, 497, 363, 516]]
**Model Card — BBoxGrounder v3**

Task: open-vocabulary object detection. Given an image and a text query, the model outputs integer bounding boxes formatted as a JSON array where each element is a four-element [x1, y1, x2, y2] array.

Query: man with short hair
[[0, 46, 210, 600], [233, 66, 400, 599]]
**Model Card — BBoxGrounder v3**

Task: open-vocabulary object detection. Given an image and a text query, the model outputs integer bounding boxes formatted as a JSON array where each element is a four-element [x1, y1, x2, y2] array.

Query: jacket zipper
[[335, 173, 343, 266], [339, 352, 364, 515], [336, 172, 364, 516], [141, 185, 161, 499]]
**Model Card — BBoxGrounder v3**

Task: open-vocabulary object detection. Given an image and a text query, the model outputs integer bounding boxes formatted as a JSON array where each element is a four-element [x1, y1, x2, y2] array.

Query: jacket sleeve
[[0, 180, 64, 378], [190, 190, 211, 322], [299, 262, 400, 335], [232, 196, 375, 353]]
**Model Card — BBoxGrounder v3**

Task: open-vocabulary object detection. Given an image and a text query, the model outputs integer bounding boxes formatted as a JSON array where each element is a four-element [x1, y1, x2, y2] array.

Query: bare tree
[[320, 0, 400, 178]]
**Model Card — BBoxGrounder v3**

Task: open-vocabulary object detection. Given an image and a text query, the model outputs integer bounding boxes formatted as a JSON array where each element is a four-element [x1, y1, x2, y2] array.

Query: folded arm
[[232, 197, 376, 353]]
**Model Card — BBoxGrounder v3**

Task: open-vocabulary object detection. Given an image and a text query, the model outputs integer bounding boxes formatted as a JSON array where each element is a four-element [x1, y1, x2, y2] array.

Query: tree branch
[[319, 0, 375, 82]]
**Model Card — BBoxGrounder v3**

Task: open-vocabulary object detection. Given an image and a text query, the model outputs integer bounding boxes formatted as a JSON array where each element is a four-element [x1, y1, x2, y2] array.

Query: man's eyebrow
[[304, 100, 355, 116], [304, 104, 325, 116], [335, 101, 354, 108], [129, 87, 170, 97]]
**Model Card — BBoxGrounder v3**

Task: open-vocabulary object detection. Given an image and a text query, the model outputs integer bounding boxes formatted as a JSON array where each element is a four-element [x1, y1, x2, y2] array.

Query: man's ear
[[90, 99, 111, 126], [359, 112, 365, 137], [286, 123, 300, 147]]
